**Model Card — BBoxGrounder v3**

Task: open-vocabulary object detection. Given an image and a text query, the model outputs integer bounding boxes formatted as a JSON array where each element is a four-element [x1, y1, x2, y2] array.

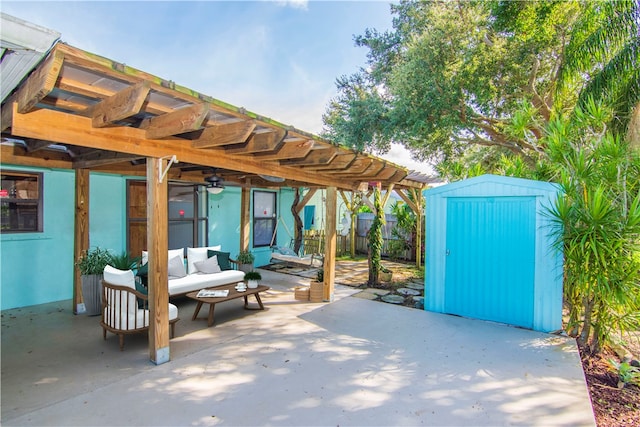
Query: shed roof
[[424, 174, 559, 197], [1, 38, 427, 191]]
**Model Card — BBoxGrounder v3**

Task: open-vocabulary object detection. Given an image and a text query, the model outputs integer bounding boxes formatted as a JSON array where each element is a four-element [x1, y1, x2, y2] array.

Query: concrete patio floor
[[1, 268, 595, 426]]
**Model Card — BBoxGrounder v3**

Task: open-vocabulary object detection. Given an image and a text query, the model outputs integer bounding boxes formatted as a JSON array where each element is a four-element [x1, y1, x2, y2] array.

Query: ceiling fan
[[204, 169, 225, 194]]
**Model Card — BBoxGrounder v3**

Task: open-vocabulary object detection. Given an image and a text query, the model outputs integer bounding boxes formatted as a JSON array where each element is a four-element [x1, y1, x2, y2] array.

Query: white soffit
[[1, 13, 60, 102]]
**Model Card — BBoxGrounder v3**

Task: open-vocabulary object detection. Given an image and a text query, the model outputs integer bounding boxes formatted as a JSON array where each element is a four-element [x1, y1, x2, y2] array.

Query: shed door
[[444, 197, 536, 328]]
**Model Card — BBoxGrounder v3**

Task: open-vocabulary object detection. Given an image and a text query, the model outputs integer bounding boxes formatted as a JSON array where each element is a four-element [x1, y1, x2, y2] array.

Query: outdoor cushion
[[187, 245, 222, 274], [167, 270, 244, 296], [104, 303, 179, 331], [167, 255, 187, 279], [194, 255, 221, 274], [103, 265, 137, 316], [208, 250, 232, 271]]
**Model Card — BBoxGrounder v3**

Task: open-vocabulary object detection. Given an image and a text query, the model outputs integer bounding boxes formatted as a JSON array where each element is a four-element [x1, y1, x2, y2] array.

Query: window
[[1, 171, 43, 233], [126, 181, 208, 256], [253, 191, 276, 247]]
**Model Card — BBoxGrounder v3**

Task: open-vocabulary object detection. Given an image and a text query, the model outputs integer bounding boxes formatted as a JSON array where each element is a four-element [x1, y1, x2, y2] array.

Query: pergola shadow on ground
[[1, 267, 595, 426]]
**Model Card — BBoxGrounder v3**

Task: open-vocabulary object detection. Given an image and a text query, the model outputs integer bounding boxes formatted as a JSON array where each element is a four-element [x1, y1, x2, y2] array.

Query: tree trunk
[[579, 296, 595, 351], [292, 188, 303, 254], [367, 186, 384, 286]]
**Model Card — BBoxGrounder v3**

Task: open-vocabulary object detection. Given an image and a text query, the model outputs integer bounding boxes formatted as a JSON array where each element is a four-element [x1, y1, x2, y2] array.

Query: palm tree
[[559, 0, 639, 136]]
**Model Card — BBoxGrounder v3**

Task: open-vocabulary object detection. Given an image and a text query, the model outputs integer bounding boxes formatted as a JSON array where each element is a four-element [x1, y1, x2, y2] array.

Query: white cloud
[[381, 144, 435, 175], [275, 0, 309, 10]]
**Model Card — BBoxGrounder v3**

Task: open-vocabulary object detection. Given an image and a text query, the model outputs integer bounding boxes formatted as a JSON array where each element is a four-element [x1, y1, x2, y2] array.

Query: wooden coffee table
[[186, 283, 270, 327]]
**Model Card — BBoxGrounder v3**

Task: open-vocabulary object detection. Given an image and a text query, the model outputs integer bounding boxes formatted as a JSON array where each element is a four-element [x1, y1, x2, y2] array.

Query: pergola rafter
[[1, 41, 430, 365]]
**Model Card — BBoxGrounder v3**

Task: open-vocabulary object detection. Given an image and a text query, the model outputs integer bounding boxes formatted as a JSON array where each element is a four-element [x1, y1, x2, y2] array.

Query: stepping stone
[[367, 288, 390, 296], [396, 288, 421, 296], [406, 282, 424, 290], [352, 291, 378, 301], [381, 294, 405, 304]]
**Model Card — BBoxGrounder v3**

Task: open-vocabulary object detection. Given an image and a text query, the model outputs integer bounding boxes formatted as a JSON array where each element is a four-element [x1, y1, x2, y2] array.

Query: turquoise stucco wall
[[1, 167, 127, 310], [1, 164, 295, 309]]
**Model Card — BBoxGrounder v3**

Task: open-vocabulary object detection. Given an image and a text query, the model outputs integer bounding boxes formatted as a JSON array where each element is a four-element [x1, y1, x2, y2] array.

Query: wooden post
[[147, 158, 170, 365], [323, 186, 337, 302], [73, 168, 89, 314], [240, 184, 251, 252]]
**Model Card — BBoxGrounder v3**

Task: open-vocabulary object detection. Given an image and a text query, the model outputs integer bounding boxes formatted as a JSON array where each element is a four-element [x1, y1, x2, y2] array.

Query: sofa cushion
[[168, 255, 187, 279], [168, 270, 245, 296], [194, 255, 222, 274], [208, 250, 232, 271], [186, 246, 222, 274]]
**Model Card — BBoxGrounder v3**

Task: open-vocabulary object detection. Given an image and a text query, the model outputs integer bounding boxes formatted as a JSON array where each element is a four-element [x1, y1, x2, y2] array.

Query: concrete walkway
[[1, 268, 595, 426]]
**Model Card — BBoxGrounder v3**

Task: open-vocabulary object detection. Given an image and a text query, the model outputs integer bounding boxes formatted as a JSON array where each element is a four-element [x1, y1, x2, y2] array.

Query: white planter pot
[[247, 280, 259, 289]]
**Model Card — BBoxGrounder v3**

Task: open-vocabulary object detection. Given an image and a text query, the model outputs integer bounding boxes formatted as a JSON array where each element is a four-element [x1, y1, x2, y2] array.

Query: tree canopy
[[323, 0, 639, 169]]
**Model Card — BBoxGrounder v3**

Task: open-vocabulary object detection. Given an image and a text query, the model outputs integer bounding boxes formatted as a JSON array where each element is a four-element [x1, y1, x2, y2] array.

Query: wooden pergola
[[1, 42, 427, 364]]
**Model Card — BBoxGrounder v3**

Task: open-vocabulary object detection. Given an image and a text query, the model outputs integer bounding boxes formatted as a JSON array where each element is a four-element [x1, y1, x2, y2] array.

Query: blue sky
[[2, 1, 433, 174]]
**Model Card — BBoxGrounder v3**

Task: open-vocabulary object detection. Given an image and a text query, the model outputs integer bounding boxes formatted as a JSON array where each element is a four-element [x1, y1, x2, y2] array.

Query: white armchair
[[100, 265, 179, 351]]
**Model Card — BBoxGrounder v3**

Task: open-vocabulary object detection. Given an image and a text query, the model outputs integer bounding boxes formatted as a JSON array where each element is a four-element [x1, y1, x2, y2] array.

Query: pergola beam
[[280, 148, 338, 166], [17, 50, 64, 114], [190, 120, 256, 148], [253, 139, 313, 161], [143, 103, 210, 139], [73, 151, 143, 169], [295, 188, 318, 213], [84, 81, 150, 128], [225, 128, 286, 155], [10, 105, 357, 190]]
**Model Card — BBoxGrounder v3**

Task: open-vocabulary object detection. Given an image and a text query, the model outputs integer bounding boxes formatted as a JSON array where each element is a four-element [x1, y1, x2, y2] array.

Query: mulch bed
[[580, 347, 640, 427]]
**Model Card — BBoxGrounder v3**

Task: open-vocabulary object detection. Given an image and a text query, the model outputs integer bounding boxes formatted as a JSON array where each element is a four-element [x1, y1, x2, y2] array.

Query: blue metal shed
[[423, 174, 563, 332]]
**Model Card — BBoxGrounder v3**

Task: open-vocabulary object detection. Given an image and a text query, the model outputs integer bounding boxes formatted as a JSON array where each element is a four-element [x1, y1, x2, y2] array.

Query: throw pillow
[[167, 255, 187, 279], [136, 263, 148, 287], [194, 255, 222, 274], [208, 250, 231, 271], [134, 277, 148, 309], [186, 245, 222, 274]]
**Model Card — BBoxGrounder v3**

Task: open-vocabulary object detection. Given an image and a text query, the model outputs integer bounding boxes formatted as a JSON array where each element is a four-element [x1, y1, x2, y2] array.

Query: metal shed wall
[[423, 174, 563, 332]]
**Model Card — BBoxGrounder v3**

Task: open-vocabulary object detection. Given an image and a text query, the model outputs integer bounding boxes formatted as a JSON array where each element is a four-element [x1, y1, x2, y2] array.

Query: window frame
[[253, 190, 277, 248], [0, 170, 43, 233], [126, 180, 208, 255]]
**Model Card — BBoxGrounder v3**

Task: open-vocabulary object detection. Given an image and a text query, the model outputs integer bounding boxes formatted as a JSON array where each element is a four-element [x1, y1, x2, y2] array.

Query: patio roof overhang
[[0, 42, 426, 192], [0, 40, 431, 365]]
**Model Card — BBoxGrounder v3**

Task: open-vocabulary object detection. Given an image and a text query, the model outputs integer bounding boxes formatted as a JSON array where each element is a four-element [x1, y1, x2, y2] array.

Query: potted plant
[[236, 250, 255, 273], [379, 266, 393, 282], [309, 269, 324, 302], [108, 251, 140, 271], [76, 247, 112, 316], [244, 271, 262, 289]]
